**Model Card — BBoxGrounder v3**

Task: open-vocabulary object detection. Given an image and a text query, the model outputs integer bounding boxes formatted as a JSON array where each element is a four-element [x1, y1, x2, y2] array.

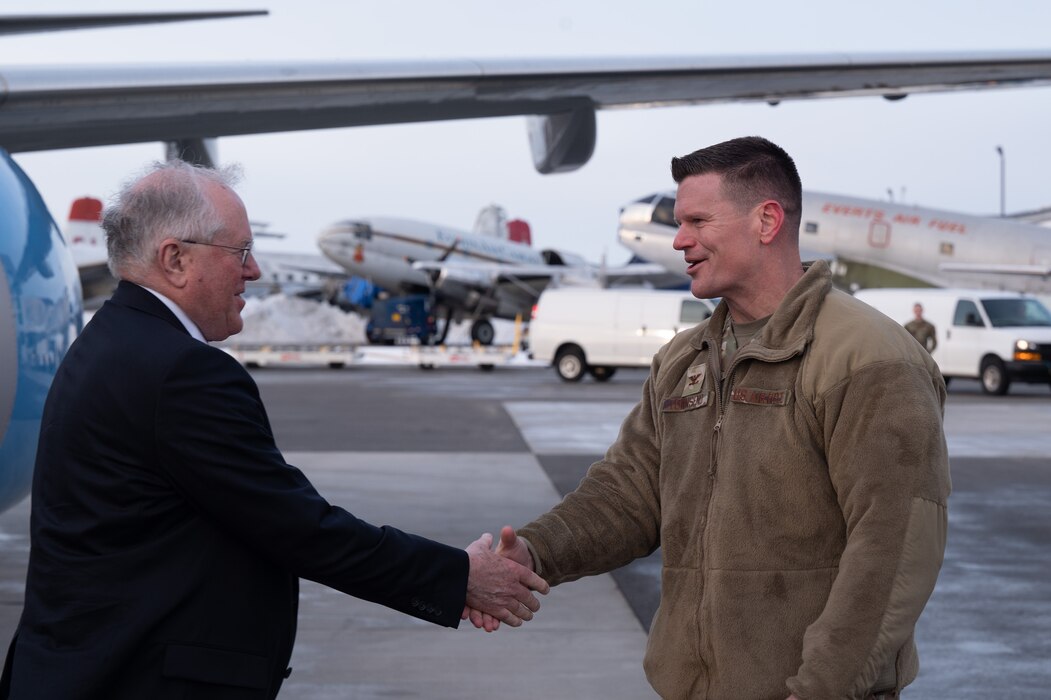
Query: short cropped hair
[[103, 160, 242, 279], [671, 136, 802, 231]]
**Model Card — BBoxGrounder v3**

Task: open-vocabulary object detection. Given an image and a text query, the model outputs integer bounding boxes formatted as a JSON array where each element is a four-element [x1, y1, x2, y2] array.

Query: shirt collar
[[137, 284, 207, 343]]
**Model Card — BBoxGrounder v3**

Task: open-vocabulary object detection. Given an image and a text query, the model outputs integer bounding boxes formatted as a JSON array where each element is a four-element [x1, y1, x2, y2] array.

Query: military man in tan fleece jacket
[[477, 136, 950, 699]]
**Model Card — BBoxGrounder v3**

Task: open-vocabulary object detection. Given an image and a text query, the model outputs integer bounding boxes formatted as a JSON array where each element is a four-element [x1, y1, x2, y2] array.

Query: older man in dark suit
[[0, 160, 546, 699]]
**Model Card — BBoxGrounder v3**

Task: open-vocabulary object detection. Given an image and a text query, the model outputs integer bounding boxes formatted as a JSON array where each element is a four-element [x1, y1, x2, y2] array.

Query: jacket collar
[[108, 280, 190, 337], [690, 259, 833, 362]]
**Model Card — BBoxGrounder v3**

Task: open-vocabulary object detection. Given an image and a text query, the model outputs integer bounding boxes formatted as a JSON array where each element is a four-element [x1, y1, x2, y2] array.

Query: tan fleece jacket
[[518, 261, 950, 700]]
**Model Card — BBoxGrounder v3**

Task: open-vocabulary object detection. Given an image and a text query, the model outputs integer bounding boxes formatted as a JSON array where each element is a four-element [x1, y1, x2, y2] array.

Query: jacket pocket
[[702, 567, 835, 699], [162, 643, 270, 690]]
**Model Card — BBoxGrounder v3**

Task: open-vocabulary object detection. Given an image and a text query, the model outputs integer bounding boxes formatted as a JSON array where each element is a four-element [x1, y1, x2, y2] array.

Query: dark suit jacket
[[1, 282, 468, 699]]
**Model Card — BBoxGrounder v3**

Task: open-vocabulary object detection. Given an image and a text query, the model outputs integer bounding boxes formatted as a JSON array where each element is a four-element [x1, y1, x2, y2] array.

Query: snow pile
[[236, 295, 368, 344], [231, 294, 525, 346]]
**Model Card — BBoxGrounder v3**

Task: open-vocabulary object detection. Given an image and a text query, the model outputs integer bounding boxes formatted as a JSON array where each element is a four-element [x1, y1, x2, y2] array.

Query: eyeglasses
[[182, 239, 253, 266]]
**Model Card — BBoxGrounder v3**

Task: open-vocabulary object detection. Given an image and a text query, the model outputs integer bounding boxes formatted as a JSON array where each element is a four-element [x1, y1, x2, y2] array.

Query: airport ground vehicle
[[853, 288, 1051, 395], [365, 295, 437, 345], [529, 287, 716, 382]]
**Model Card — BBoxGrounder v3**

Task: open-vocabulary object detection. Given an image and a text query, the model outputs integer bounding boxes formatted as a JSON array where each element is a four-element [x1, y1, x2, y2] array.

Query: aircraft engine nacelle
[[435, 266, 497, 289], [527, 102, 597, 174], [431, 268, 501, 315], [464, 290, 500, 316]]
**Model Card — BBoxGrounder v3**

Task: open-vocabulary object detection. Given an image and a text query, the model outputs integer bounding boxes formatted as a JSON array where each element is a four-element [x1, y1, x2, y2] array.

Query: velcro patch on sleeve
[[730, 387, 791, 406]]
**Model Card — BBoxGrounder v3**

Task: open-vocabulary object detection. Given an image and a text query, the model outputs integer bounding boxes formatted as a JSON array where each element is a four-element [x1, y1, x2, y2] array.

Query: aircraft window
[[953, 300, 985, 328], [940, 242, 954, 255], [351, 223, 372, 239], [652, 197, 677, 227], [804, 222, 819, 234], [981, 298, 1051, 327], [680, 300, 712, 324]]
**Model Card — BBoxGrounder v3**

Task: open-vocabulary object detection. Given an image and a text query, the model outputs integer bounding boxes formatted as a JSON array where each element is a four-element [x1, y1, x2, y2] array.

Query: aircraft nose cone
[[316, 225, 348, 259]]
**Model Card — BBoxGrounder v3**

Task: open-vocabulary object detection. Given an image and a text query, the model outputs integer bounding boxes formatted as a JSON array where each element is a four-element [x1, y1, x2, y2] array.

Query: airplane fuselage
[[0, 150, 82, 512], [618, 191, 1051, 294]]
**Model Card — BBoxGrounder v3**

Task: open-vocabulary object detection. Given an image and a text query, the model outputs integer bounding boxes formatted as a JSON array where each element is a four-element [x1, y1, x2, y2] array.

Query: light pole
[[996, 145, 1005, 217]]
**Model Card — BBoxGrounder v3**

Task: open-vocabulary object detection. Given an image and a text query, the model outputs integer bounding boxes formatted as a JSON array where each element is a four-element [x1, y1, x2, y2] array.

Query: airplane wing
[[278, 262, 348, 278], [0, 11, 266, 36], [601, 262, 687, 289], [253, 250, 348, 277], [413, 258, 688, 290], [4, 50, 1051, 172], [412, 260, 560, 286]]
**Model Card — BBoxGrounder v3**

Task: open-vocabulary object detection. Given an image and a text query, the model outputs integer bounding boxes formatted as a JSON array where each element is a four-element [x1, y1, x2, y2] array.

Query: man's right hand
[[464, 531, 549, 632], [494, 526, 533, 569]]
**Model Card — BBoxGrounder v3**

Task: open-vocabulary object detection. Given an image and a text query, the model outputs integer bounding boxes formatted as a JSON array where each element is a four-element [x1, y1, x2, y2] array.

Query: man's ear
[[157, 238, 190, 288], [756, 200, 786, 245]]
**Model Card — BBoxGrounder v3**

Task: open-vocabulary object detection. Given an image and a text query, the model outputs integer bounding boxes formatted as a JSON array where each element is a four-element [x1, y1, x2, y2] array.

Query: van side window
[[953, 300, 985, 327], [680, 300, 712, 324], [981, 298, 1051, 327]]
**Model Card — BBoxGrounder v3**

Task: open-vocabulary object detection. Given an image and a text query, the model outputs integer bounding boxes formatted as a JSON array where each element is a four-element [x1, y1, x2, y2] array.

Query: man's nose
[[243, 251, 262, 281], [672, 226, 690, 251]]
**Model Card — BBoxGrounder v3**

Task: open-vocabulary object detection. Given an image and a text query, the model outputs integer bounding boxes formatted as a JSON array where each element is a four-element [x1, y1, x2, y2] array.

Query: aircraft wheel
[[589, 366, 617, 382], [980, 357, 1010, 395], [555, 347, 586, 382], [471, 319, 496, 346]]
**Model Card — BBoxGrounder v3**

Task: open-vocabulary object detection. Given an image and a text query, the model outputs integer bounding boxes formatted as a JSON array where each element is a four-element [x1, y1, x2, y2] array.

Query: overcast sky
[[3, 0, 1050, 264]]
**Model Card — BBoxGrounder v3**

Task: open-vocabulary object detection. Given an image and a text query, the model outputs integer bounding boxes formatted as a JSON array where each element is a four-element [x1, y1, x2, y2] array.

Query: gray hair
[[103, 159, 243, 279]]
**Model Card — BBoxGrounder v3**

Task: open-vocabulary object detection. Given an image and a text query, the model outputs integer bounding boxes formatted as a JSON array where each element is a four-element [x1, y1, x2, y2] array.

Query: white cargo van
[[852, 288, 1051, 395], [529, 287, 716, 382]]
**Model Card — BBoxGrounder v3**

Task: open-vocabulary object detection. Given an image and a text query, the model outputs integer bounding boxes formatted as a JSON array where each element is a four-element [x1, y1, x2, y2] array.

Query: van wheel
[[589, 366, 617, 382], [980, 357, 1010, 395], [555, 348, 586, 382]]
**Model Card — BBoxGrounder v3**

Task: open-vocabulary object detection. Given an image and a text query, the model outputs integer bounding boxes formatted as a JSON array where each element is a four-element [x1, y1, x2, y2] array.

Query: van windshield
[[980, 298, 1051, 327]]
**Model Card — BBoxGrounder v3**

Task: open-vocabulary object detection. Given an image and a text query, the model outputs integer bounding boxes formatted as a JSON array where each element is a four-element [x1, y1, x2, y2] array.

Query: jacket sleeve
[[517, 352, 665, 585], [154, 343, 468, 628], [787, 360, 950, 699]]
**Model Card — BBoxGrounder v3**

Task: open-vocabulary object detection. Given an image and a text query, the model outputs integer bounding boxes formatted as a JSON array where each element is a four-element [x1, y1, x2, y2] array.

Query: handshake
[[463, 526, 548, 633]]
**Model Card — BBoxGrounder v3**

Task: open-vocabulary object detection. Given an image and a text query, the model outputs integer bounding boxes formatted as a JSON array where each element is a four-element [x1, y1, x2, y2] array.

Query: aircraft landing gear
[[430, 307, 454, 345], [470, 319, 495, 345]]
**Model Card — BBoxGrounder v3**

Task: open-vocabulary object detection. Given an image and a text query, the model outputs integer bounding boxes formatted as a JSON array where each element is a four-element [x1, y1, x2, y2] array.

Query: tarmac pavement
[[0, 367, 1048, 698]]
